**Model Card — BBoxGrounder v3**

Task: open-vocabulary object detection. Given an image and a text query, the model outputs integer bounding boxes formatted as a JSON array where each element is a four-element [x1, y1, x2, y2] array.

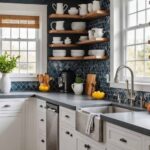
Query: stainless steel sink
[[76, 105, 133, 142]]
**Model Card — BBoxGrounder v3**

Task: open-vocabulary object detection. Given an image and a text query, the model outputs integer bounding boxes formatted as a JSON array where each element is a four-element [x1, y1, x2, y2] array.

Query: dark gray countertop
[[101, 111, 150, 136]]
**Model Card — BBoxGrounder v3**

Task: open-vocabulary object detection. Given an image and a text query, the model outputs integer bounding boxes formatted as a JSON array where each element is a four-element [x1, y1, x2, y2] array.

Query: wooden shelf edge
[[49, 55, 109, 61], [49, 30, 88, 34], [49, 44, 78, 48], [77, 38, 109, 45]]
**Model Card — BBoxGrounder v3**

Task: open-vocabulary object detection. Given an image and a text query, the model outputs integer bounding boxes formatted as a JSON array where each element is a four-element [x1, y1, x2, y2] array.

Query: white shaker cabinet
[[0, 99, 26, 150], [107, 144, 124, 150], [143, 136, 150, 150]]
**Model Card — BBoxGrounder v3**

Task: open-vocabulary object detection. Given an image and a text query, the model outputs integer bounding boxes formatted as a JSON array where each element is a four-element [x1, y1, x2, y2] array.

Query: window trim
[[110, 0, 150, 92], [0, 3, 47, 81]]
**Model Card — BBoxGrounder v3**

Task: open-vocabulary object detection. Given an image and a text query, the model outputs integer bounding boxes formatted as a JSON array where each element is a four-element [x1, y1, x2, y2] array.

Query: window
[[110, 0, 150, 91], [0, 3, 47, 81], [125, 0, 150, 81], [0, 15, 39, 75]]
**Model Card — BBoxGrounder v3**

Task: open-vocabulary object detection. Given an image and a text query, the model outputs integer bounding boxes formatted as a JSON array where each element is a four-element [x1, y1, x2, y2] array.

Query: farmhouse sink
[[76, 104, 141, 142]]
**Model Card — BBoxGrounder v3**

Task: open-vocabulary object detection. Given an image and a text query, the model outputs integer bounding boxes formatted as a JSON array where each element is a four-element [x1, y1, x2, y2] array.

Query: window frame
[[0, 3, 47, 81], [110, 0, 150, 92]]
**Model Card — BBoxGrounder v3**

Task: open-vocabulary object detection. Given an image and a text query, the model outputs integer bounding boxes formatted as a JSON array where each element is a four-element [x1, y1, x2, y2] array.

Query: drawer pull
[[120, 138, 127, 143], [40, 119, 44, 122], [65, 131, 70, 135], [65, 115, 70, 118], [70, 134, 73, 137], [84, 144, 90, 149], [40, 105, 43, 108], [3, 105, 11, 108], [41, 139, 45, 143]]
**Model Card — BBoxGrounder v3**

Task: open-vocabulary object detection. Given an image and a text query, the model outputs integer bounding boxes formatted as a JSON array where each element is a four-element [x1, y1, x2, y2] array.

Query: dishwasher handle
[[47, 107, 57, 113]]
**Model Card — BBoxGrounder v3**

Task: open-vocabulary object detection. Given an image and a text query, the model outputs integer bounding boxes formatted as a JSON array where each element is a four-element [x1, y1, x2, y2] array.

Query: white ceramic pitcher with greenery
[[0, 53, 19, 93]]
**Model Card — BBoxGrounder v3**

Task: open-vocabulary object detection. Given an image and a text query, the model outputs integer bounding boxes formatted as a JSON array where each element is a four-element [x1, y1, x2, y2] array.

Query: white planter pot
[[71, 83, 83, 95], [0, 73, 11, 93]]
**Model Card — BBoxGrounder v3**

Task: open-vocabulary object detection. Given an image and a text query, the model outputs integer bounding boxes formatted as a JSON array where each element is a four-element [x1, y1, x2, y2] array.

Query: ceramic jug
[[52, 3, 68, 14], [78, 4, 88, 16], [50, 21, 65, 30], [92, 28, 103, 38], [71, 83, 83, 95]]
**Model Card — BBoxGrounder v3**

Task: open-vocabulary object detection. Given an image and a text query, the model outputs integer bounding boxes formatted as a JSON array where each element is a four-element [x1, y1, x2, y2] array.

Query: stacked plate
[[71, 50, 85, 57], [53, 50, 66, 57], [88, 49, 105, 57]]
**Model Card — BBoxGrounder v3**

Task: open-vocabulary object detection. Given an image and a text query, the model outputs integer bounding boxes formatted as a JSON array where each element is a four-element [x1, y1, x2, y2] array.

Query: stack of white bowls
[[71, 50, 85, 57], [53, 50, 66, 57], [88, 49, 105, 57]]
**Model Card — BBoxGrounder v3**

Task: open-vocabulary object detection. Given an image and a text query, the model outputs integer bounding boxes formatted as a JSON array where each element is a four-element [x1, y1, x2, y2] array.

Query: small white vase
[[71, 83, 83, 95], [0, 73, 11, 93]]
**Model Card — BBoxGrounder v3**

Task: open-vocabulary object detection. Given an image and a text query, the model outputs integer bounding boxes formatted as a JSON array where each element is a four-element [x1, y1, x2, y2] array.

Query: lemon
[[92, 91, 105, 99]]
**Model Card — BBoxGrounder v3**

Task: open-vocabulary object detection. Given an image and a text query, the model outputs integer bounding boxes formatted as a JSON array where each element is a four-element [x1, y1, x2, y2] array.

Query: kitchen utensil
[[52, 50, 66, 57], [51, 21, 65, 30], [64, 37, 71, 44], [92, 0, 101, 11], [85, 74, 96, 96], [79, 36, 88, 41], [92, 28, 103, 38], [68, 7, 78, 15], [78, 4, 88, 16], [71, 22, 86, 30], [52, 3, 68, 14], [88, 3, 93, 13], [58, 69, 75, 93], [71, 50, 85, 57], [88, 49, 105, 56]]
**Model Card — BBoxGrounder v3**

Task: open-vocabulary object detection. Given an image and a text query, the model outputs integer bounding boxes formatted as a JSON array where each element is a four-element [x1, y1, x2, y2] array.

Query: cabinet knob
[[40, 105, 43, 108], [120, 138, 127, 143], [3, 105, 11, 108], [65, 131, 70, 135], [70, 134, 73, 137], [41, 139, 45, 143], [65, 115, 70, 118], [84, 144, 90, 149], [40, 119, 44, 122]]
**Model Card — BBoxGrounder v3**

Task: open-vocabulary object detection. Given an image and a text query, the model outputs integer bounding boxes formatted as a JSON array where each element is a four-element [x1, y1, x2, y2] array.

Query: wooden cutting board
[[85, 74, 96, 96]]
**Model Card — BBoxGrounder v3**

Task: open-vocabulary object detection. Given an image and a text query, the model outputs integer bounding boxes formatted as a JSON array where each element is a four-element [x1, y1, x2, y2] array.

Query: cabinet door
[[143, 138, 150, 150], [0, 113, 24, 150], [77, 138, 99, 150], [107, 144, 124, 150], [59, 126, 76, 150]]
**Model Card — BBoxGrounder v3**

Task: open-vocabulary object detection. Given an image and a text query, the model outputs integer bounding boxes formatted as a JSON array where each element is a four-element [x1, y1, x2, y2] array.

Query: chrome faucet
[[114, 65, 135, 107]]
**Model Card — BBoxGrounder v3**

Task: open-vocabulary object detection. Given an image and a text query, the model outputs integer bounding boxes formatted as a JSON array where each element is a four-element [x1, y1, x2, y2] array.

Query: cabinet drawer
[[38, 135, 46, 150], [37, 100, 46, 113], [60, 107, 75, 127], [0, 100, 25, 112], [106, 123, 142, 150]]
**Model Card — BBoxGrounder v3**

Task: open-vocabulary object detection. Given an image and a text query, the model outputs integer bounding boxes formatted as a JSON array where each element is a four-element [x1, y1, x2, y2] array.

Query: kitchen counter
[[0, 92, 111, 110], [101, 111, 150, 136]]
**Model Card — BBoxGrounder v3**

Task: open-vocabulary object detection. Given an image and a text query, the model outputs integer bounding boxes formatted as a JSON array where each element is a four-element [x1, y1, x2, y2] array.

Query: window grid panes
[[0, 27, 38, 75], [125, 0, 150, 79]]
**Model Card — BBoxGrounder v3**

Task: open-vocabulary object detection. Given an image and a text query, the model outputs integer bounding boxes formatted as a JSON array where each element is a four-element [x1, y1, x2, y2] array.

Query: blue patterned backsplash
[[10, 0, 150, 106]]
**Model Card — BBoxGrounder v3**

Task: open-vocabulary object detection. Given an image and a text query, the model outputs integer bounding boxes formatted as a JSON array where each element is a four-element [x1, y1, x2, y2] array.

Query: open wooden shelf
[[49, 55, 109, 61], [49, 10, 109, 20], [49, 44, 78, 48], [49, 30, 88, 34], [77, 38, 109, 45]]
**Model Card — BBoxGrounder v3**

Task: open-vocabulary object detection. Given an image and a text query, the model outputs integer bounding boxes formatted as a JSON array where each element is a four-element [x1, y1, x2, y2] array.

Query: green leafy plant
[[0, 52, 20, 73], [75, 76, 84, 83]]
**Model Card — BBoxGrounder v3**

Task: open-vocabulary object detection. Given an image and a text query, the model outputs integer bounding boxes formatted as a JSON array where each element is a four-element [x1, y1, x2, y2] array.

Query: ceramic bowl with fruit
[[92, 91, 105, 100]]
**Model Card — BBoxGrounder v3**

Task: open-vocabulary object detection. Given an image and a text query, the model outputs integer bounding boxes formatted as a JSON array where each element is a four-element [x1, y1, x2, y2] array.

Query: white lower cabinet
[[143, 137, 150, 150], [107, 144, 124, 150], [0, 99, 26, 150], [60, 126, 76, 150]]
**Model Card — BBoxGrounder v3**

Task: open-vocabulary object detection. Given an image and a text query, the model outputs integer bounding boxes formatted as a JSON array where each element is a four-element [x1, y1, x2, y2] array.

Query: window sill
[[110, 81, 150, 92]]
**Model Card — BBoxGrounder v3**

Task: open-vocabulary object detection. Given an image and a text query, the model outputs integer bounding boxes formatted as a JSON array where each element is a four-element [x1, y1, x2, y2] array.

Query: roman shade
[[0, 15, 39, 28]]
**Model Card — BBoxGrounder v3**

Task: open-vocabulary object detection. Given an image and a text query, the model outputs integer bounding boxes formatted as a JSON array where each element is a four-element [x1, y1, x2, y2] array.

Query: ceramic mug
[[88, 3, 93, 13], [92, 28, 103, 38], [92, 0, 100, 11], [50, 21, 65, 30], [78, 4, 88, 16], [52, 3, 68, 14], [71, 83, 83, 95]]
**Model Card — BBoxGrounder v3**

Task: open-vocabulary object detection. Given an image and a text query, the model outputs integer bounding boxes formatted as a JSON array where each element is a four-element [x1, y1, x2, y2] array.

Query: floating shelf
[[77, 38, 109, 45], [49, 44, 78, 48], [49, 30, 88, 34], [49, 10, 109, 20], [49, 55, 109, 61]]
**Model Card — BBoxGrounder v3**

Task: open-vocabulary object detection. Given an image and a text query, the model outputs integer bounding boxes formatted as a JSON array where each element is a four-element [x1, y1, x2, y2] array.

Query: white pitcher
[[52, 3, 68, 14], [71, 83, 83, 95], [78, 4, 88, 16], [50, 21, 65, 30], [93, 0, 101, 11]]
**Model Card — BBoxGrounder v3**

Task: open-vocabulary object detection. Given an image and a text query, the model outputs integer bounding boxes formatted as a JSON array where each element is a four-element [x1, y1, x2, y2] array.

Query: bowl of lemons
[[92, 91, 105, 100]]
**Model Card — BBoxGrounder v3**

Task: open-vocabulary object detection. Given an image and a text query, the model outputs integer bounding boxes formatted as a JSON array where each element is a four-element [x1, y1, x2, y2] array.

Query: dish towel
[[85, 113, 98, 135]]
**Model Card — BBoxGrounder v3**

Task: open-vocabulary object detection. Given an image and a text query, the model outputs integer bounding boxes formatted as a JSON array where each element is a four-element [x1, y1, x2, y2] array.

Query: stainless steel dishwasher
[[46, 102, 59, 150]]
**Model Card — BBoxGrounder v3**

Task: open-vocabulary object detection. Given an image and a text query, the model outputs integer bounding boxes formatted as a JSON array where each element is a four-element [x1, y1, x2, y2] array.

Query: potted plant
[[71, 75, 84, 95], [0, 52, 19, 93]]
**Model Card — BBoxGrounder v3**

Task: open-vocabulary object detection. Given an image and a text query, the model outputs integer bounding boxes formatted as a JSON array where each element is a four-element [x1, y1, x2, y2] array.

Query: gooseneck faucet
[[114, 65, 135, 107]]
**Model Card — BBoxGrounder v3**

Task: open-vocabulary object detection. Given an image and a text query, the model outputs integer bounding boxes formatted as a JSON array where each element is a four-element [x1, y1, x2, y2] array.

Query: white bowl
[[53, 50, 66, 57], [71, 22, 86, 31], [71, 50, 84, 57], [88, 49, 105, 56], [79, 36, 88, 41], [68, 8, 78, 15]]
